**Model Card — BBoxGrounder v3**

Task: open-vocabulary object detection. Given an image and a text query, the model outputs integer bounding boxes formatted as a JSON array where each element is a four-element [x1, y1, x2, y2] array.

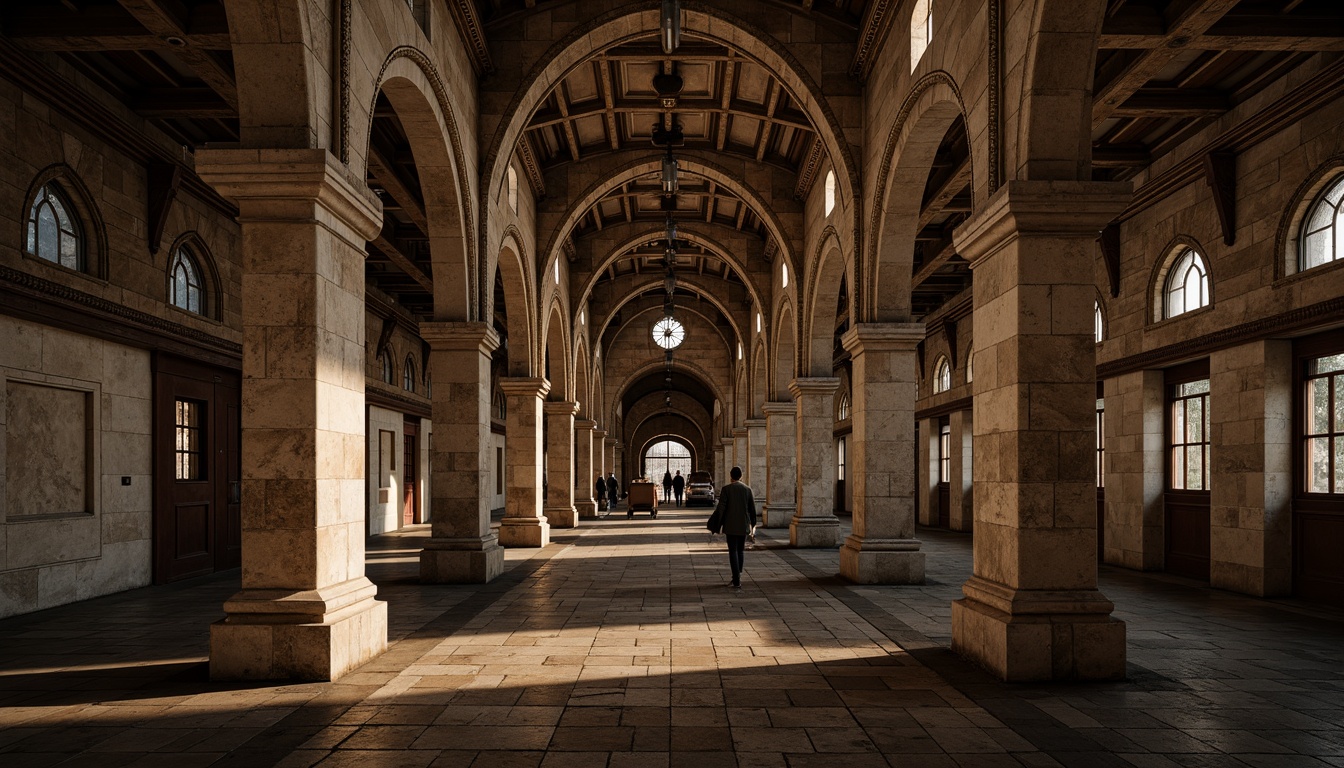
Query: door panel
[[937, 484, 950, 529], [1295, 510, 1344, 607], [1165, 491, 1211, 581], [1097, 489, 1106, 562]]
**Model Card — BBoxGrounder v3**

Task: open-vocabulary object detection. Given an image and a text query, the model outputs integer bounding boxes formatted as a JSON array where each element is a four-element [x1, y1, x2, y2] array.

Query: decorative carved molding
[[0, 264, 241, 364], [338, 0, 352, 164], [516, 139, 546, 198], [367, 47, 479, 320], [794, 137, 825, 201], [445, 0, 495, 77], [915, 395, 972, 422], [849, 0, 897, 81], [1097, 296, 1344, 380], [987, 0, 1001, 193]]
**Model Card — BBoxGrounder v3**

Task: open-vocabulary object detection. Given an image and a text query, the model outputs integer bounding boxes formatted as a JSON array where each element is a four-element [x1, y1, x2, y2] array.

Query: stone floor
[[1, 506, 1342, 768]]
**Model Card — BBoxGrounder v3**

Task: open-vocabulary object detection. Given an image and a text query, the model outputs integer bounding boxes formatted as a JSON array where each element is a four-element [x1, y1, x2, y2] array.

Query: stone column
[[949, 409, 974, 532], [732, 427, 749, 475], [499, 378, 550, 547], [719, 438, 733, 485], [1104, 372, 1165, 569], [1209, 341, 1293, 596], [544, 401, 579, 528], [575, 419, 598, 519], [917, 417, 937, 526], [745, 418, 767, 493], [711, 443, 723, 483], [951, 181, 1128, 681], [762, 401, 797, 528], [839, 325, 924, 583], [605, 436, 617, 486], [789, 378, 841, 548], [419, 322, 505, 583], [196, 148, 387, 681]]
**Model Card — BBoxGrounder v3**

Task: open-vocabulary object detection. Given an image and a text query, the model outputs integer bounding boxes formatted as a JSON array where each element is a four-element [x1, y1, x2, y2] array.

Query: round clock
[[653, 316, 684, 350]]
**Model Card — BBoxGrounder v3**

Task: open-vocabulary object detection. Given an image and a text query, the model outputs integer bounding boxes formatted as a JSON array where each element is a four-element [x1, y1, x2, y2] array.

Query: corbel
[[1098, 223, 1121, 299], [147, 161, 182, 256], [1204, 150, 1237, 246]]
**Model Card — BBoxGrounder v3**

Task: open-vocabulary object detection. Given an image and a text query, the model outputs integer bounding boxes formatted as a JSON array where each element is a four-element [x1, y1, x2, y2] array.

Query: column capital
[[499, 377, 551, 398], [593, 428, 607, 440], [543, 400, 579, 416], [762, 400, 797, 416], [575, 419, 598, 430], [790, 377, 840, 399], [195, 147, 383, 242], [744, 418, 767, 428], [605, 436, 618, 447], [732, 427, 749, 438], [421, 322, 500, 355], [720, 437, 735, 447], [953, 180, 1132, 266], [841, 323, 924, 355]]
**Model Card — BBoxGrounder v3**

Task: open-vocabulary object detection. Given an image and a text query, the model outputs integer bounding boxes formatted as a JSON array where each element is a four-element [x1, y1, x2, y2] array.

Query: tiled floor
[[2, 506, 1342, 767]]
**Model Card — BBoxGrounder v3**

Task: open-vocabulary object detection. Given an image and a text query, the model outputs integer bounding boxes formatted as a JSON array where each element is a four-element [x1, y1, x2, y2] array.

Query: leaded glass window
[[170, 248, 205, 315], [1300, 175, 1344, 272], [26, 183, 82, 271], [1162, 249, 1210, 319], [1170, 379, 1210, 491]]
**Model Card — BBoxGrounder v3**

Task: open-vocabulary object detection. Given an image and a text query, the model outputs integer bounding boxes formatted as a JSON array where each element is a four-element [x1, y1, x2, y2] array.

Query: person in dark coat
[[672, 470, 685, 507], [661, 470, 673, 502], [594, 474, 606, 511], [712, 466, 757, 588], [607, 474, 620, 508]]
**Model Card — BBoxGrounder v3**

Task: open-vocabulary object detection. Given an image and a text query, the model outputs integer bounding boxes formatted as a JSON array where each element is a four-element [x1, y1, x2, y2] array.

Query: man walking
[[672, 470, 685, 507], [661, 470, 673, 503], [606, 473, 620, 510], [712, 466, 756, 588], [595, 474, 606, 512]]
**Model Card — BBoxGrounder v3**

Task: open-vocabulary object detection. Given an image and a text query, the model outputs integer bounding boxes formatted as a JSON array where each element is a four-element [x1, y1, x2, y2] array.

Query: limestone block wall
[[0, 316, 152, 618]]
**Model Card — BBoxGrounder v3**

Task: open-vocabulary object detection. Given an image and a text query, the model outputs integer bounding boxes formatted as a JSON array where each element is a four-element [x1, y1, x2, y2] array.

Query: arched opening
[[773, 303, 796, 400], [642, 439, 693, 484]]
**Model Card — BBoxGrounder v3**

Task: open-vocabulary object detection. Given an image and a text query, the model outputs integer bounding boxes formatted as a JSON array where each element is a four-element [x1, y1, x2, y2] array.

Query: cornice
[[366, 385, 432, 420], [447, 0, 495, 77], [849, 0, 897, 81]]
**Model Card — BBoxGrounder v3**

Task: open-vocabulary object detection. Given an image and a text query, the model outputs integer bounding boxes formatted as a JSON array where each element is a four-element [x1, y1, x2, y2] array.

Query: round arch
[[612, 359, 728, 426], [597, 281, 744, 357], [803, 229, 850, 377], [480, 3, 859, 287], [542, 300, 571, 400], [866, 72, 971, 322], [773, 300, 797, 401], [496, 230, 535, 375]]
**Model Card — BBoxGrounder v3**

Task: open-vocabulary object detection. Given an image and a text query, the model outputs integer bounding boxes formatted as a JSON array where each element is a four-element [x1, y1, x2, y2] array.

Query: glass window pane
[[1307, 200, 1334, 233], [1304, 230, 1330, 269], [1171, 446, 1186, 489], [1310, 354, 1344, 375], [1308, 377, 1330, 434], [1307, 437, 1330, 493], [1336, 375, 1344, 433], [1335, 438, 1344, 494], [1187, 446, 1204, 490], [188, 286, 200, 314], [1327, 178, 1344, 207], [1186, 398, 1203, 443], [1172, 399, 1186, 441], [37, 203, 57, 262], [59, 232, 78, 270]]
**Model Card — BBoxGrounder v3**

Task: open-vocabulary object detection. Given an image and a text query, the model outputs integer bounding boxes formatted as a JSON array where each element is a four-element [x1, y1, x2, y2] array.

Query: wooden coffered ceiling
[[522, 39, 820, 176], [570, 171, 769, 242], [1091, 0, 1344, 181]]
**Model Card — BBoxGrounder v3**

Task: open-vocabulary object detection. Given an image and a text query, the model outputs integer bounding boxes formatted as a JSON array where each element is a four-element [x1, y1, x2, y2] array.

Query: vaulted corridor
[[3, 510, 1342, 767]]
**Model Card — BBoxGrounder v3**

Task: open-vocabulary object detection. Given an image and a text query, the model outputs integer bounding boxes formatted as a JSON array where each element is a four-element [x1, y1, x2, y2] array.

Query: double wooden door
[[153, 355, 241, 583]]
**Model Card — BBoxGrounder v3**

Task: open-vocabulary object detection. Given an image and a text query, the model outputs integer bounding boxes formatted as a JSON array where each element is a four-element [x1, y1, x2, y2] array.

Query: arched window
[[781, 260, 789, 288], [169, 247, 205, 315], [403, 357, 416, 392], [910, 0, 932, 73], [934, 356, 951, 393], [824, 170, 837, 216], [26, 182, 83, 271], [1161, 248, 1210, 319], [507, 165, 519, 213], [379, 351, 395, 385], [644, 439, 691, 480], [494, 389, 507, 421], [425, 372, 432, 399], [837, 392, 851, 421], [1095, 301, 1105, 343], [1300, 174, 1344, 272], [965, 346, 973, 384]]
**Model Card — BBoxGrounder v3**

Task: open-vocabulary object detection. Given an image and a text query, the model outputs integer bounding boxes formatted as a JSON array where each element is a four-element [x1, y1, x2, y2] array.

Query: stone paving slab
[[0, 509, 1341, 767]]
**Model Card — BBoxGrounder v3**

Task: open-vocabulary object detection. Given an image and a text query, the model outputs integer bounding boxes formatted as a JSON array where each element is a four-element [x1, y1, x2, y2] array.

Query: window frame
[[1297, 172, 1344, 274], [1165, 360, 1211, 493], [379, 351, 396, 385], [26, 181, 85, 273], [168, 246, 206, 316], [403, 356, 416, 393], [933, 355, 951, 394], [1296, 331, 1344, 502], [1157, 246, 1212, 321], [938, 418, 951, 485]]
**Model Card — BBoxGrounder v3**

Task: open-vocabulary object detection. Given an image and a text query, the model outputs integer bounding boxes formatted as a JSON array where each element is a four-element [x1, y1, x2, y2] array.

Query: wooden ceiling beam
[[597, 60, 620, 152], [553, 87, 582, 162], [755, 80, 781, 162], [1102, 10, 1344, 50], [367, 149, 429, 234], [130, 87, 234, 118], [370, 232, 434, 294], [1092, 143, 1152, 167], [528, 98, 811, 134], [917, 157, 972, 231], [716, 55, 736, 151], [5, 3, 231, 50], [113, 0, 238, 108], [1093, 0, 1241, 128], [1112, 87, 1230, 118]]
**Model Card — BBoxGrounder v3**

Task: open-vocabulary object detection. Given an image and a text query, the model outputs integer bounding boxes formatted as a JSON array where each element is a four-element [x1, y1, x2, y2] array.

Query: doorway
[[403, 419, 419, 525]]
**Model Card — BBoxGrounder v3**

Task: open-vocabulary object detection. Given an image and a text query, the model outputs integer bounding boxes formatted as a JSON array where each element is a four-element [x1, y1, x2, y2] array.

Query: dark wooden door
[[1294, 509, 1344, 607], [937, 483, 950, 529], [403, 420, 418, 526], [153, 355, 240, 583], [1097, 489, 1106, 562], [1165, 490, 1211, 581]]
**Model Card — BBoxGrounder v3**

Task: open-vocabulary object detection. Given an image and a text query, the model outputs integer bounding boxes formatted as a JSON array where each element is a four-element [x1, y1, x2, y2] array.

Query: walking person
[[661, 470, 673, 503], [607, 473, 620, 510], [708, 466, 756, 588], [594, 474, 606, 512], [672, 470, 685, 507]]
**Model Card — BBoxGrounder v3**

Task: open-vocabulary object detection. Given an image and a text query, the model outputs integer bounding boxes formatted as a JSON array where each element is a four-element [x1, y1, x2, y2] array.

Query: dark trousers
[[726, 534, 747, 585], [663, 485, 672, 501], [674, 489, 683, 506]]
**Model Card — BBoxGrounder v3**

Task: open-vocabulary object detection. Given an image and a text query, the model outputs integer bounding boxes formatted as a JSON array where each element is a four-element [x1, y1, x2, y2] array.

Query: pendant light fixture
[[660, 0, 681, 55]]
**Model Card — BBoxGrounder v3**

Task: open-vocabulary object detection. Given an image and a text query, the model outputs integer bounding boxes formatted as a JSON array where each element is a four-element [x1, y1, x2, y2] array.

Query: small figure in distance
[[607, 473, 620, 510], [662, 470, 674, 503], [672, 469, 685, 507], [594, 473, 606, 512]]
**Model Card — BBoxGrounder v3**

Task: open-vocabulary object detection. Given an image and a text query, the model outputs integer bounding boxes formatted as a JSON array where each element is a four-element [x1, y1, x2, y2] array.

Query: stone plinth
[[839, 325, 924, 583], [196, 148, 387, 681], [789, 378, 841, 548], [418, 322, 505, 584], [575, 419, 599, 519], [950, 181, 1129, 681], [544, 401, 579, 528], [762, 401, 796, 528], [745, 418, 767, 495], [499, 378, 551, 548]]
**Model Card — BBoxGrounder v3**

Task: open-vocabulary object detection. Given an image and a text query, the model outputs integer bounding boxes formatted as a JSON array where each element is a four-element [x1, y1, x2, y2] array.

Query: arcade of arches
[[1, 0, 1344, 762]]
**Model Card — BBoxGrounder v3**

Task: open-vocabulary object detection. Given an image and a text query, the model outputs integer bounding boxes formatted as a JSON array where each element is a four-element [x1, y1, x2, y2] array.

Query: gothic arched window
[[934, 356, 951, 394], [169, 247, 205, 315], [26, 182, 83, 271], [379, 351, 395, 385], [1161, 248, 1210, 319], [403, 357, 416, 393]]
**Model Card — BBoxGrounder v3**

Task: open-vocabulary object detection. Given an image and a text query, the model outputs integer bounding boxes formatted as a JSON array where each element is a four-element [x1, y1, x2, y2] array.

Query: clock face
[[653, 317, 684, 350]]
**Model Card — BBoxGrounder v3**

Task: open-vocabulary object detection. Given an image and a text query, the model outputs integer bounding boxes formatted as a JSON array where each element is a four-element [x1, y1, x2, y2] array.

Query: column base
[[789, 514, 841, 548], [839, 536, 925, 584], [576, 501, 599, 519], [500, 517, 551, 547], [210, 577, 388, 682], [762, 504, 794, 528], [419, 537, 504, 583], [545, 505, 578, 528], [951, 576, 1126, 682]]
